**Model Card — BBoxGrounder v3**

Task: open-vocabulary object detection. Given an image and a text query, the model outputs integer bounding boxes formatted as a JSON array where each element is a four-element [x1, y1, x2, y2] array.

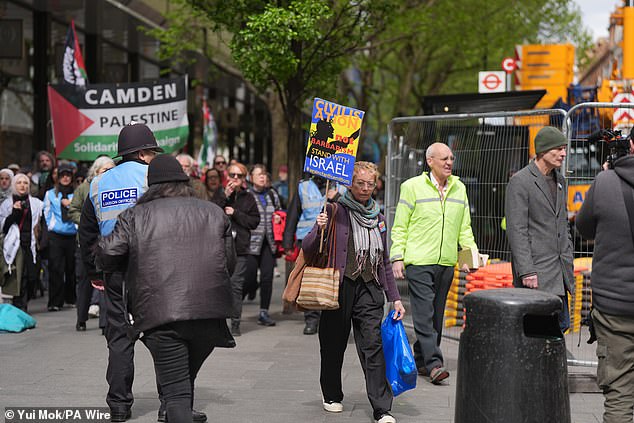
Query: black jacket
[[225, 189, 260, 255], [97, 196, 237, 332], [576, 155, 634, 316]]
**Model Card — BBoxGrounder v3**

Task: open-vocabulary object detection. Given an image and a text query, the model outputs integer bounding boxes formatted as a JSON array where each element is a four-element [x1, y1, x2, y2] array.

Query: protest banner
[[48, 76, 188, 160], [303, 98, 365, 186]]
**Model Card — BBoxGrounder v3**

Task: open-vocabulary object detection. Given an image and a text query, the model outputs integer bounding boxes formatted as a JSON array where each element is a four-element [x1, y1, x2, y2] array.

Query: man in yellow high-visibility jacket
[[390, 142, 477, 385]]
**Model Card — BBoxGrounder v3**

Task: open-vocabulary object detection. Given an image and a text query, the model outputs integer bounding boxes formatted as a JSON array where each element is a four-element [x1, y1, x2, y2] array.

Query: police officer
[[80, 125, 209, 423], [79, 123, 163, 422]]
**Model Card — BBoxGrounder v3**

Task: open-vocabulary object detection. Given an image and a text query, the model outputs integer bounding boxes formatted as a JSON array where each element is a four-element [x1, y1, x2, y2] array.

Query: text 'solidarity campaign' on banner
[[47, 76, 189, 160], [304, 98, 365, 186]]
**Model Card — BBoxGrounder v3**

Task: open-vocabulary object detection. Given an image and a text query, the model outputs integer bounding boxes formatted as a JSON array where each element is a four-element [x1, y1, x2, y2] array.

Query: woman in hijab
[[0, 174, 43, 311], [0, 168, 14, 203], [302, 161, 405, 423], [43, 164, 77, 311]]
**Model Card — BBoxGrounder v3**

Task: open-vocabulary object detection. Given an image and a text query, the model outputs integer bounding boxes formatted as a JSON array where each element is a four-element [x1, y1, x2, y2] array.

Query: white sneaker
[[88, 305, 100, 318], [323, 401, 343, 413], [375, 412, 396, 423]]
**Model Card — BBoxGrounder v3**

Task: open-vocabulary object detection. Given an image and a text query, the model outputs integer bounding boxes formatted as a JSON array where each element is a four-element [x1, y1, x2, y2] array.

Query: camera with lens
[[588, 128, 632, 169]]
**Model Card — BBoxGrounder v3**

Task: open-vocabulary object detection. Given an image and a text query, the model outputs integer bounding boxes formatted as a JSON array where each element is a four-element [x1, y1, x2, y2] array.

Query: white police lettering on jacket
[[101, 188, 138, 208]]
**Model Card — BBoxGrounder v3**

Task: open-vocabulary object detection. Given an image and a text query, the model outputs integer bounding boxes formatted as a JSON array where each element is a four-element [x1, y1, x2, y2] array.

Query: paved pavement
[[0, 275, 604, 423]]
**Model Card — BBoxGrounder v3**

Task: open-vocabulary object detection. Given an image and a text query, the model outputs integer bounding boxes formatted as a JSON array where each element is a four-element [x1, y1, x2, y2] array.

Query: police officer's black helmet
[[115, 123, 164, 157]]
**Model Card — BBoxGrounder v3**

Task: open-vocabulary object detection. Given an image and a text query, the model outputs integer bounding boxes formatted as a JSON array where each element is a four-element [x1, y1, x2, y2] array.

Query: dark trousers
[[48, 232, 76, 308], [75, 245, 91, 324], [104, 271, 135, 412], [230, 256, 248, 320], [142, 320, 216, 423], [245, 239, 275, 310], [406, 264, 454, 373], [319, 277, 392, 417], [559, 294, 570, 333], [12, 247, 36, 312]]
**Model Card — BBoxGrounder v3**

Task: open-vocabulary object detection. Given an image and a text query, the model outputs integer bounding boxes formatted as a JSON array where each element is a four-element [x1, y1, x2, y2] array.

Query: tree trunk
[[286, 102, 305, 200], [264, 91, 288, 179]]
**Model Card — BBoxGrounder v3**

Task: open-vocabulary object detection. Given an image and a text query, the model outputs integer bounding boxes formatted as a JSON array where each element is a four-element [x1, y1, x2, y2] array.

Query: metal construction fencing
[[383, 104, 634, 370]]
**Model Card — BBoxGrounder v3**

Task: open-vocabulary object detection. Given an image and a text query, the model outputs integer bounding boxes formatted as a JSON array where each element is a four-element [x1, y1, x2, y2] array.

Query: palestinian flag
[[62, 20, 88, 86], [197, 98, 218, 168], [48, 77, 189, 160]]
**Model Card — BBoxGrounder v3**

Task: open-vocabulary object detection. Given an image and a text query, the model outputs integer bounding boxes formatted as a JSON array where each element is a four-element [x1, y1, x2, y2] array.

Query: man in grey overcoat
[[505, 126, 575, 331]]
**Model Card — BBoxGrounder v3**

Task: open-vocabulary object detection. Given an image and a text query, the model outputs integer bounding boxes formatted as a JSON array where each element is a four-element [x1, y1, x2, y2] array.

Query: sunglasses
[[228, 173, 244, 178], [215, 161, 226, 165]]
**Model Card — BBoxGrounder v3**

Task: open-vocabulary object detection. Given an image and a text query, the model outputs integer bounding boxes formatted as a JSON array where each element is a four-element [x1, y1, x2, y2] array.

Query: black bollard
[[455, 288, 571, 423]]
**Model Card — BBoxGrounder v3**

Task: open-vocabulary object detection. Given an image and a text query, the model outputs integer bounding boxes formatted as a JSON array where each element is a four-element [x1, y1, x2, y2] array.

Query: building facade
[[0, 0, 272, 169]]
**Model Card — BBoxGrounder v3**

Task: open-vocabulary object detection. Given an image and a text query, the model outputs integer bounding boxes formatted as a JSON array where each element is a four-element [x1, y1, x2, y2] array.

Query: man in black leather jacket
[[98, 154, 236, 423]]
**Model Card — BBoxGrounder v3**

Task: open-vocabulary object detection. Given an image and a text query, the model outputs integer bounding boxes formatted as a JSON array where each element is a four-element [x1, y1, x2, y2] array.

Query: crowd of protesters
[[6, 125, 615, 423], [0, 150, 385, 336], [0, 124, 405, 423]]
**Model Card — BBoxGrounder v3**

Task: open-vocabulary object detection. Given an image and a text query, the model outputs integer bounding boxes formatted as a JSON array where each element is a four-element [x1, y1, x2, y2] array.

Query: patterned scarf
[[338, 190, 383, 280]]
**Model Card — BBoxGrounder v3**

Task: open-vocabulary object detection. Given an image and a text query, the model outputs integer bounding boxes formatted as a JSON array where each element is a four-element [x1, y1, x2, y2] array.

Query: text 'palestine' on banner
[[303, 98, 365, 186], [47, 76, 189, 161]]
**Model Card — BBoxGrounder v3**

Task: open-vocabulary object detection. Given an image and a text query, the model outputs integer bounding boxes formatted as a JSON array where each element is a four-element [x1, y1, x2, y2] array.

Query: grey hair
[[425, 144, 434, 159], [87, 156, 115, 182], [176, 153, 195, 166]]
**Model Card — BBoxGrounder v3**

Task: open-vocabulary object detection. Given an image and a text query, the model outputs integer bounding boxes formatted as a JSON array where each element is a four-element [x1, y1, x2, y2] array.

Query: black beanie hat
[[534, 126, 567, 154], [147, 154, 189, 186]]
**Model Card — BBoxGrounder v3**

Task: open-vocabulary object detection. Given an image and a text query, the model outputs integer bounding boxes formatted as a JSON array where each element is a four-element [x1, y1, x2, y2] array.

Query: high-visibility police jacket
[[295, 179, 346, 240], [296, 180, 323, 240], [390, 172, 477, 267], [89, 161, 148, 236], [44, 189, 77, 236]]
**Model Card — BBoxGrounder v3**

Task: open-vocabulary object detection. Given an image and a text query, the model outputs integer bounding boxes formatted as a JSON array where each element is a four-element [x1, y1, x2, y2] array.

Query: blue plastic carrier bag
[[0, 303, 36, 333], [381, 309, 417, 396]]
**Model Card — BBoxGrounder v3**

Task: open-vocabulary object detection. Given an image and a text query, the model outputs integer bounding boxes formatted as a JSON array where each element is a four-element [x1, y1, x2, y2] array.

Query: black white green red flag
[[62, 20, 88, 86]]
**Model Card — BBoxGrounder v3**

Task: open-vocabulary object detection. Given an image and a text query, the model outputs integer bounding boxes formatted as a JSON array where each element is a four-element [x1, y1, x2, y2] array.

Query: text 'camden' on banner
[[47, 76, 189, 161], [304, 98, 365, 186]]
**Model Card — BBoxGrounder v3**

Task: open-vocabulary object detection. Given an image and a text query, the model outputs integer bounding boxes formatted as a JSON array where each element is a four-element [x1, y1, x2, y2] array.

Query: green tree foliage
[[150, 0, 590, 180], [166, 0, 402, 188], [346, 0, 592, 156]]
